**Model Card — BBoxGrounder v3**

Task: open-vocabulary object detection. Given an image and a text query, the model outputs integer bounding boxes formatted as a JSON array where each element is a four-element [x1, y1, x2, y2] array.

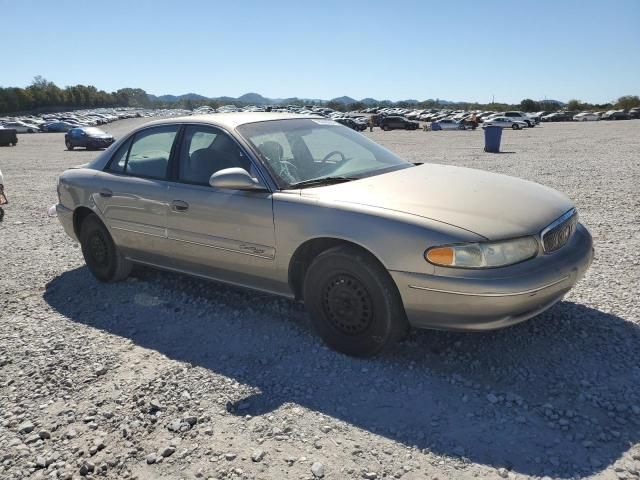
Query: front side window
[[108, 126, 178, 179], [178, 125, 251, 185], [237, 119, 412, 188]]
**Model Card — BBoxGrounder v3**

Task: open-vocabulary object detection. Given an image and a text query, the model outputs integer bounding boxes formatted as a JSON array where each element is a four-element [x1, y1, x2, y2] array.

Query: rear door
[[93, 125, 179, 263], [164, 124, 279, 292]]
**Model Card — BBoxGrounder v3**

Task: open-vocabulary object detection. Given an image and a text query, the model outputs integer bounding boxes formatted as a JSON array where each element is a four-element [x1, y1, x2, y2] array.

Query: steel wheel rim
[[89, 231, 109, 267], [321, 274, 373, 335]]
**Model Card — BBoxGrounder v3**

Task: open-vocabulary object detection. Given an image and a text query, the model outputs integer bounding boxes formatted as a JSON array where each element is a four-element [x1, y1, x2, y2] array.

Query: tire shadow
[[44, 266, 640, 478]]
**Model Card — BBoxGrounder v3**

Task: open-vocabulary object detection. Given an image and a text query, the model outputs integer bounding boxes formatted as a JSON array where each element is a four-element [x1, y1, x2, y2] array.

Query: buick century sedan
[[55, 113, 594, 357]]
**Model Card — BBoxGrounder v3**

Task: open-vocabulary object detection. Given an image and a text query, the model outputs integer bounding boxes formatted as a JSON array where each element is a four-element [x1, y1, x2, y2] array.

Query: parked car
[[0, 128, 18, 146], [65, 127, 115, 150], [573, 112, 600, 121], [487, 111, 536, 127], [628, 108, 640, 119], [43, 121, 77, 132], [334, 117, 367, 132], [431, 119, 465, 130], [1, 121, 38, 133], [379, 116, 419, 131], [55, 113, 593, 357], [541, 112, 572, 122], [482, 117, 528, 130], [602, 110, 631, 120]]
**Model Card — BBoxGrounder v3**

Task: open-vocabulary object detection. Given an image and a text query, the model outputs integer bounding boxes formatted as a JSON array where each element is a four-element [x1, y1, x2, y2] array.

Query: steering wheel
[[277, 160, 300, 184], [321, 150, 346, 163]]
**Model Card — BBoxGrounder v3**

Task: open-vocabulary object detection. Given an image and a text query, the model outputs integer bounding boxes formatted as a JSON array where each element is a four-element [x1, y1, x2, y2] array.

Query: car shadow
[[65, 148, 108, 152], [43, 266, 640, 478]]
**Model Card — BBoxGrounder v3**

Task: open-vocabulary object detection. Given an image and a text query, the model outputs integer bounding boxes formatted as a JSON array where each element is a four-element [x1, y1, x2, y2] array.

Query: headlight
[[425, 236, 539, 268]]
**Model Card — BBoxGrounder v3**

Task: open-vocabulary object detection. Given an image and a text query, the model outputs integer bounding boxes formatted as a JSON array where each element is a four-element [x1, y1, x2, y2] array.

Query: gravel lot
[[1, 118, 639, 480]]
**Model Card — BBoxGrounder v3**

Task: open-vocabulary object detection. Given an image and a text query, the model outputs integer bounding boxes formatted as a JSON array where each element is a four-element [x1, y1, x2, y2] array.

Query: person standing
[[368, 115, 374, 132], [0, 168, 6, 222]]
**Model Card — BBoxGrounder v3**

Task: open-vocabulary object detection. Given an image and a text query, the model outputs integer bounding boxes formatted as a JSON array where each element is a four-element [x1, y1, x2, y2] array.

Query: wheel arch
[[287, 237, 389, 301], [73, 206, 97, 239]]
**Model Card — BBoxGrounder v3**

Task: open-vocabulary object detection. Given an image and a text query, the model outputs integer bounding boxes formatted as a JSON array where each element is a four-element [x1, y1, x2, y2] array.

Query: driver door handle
[[171, 200, 189, 212], [99, 188, 113, 198]]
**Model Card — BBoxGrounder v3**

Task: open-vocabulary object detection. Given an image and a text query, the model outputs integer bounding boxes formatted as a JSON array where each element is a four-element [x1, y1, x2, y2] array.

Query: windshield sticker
[[311, 119, 339, 126]]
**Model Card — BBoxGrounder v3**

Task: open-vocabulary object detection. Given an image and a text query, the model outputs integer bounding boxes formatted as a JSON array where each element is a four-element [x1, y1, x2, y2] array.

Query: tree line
[[0, 76, 156, 114], [1, 76, 638, 115], [330, 96, 639, 113]]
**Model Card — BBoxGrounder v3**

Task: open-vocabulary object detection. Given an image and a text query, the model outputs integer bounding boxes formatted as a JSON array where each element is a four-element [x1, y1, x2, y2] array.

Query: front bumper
[[391, 223, 594, 331], [56, 203, 77, 241]]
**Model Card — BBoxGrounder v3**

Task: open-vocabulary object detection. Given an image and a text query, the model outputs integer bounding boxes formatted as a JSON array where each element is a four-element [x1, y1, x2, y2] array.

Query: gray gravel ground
[[1, 118, 639, 480]]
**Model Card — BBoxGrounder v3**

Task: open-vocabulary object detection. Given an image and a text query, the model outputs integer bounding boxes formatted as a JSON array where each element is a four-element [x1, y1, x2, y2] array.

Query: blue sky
[[3, 0, 638, 103]]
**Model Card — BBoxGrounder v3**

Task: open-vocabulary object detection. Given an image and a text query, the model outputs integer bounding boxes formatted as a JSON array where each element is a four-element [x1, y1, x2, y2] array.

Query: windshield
[[237, 118, 412, 188]]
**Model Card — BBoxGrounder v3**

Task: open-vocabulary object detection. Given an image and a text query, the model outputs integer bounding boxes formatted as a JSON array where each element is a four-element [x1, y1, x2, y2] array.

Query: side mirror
[[209, 168, 265, 191]]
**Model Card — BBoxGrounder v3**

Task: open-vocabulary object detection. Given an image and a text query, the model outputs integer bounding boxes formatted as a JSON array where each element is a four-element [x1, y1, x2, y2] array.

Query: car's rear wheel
[[303, 245, 408, 357], [66, 140, 74, 150], [80, 213, 132, 282], [382, 125, 390, 131]]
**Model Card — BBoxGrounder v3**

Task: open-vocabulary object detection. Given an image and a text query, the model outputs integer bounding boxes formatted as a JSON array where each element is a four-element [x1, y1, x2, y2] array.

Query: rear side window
[[107, 126, 179, 179], [108, 138, 131, 173]]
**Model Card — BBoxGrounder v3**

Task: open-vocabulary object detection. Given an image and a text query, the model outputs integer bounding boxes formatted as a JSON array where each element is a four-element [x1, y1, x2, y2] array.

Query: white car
[[431, 119, 465, 130], [482, 117, 528, 130], [573, 112, 600, 121], [486, 111, 536, 127], [2, 121, 38, 133]]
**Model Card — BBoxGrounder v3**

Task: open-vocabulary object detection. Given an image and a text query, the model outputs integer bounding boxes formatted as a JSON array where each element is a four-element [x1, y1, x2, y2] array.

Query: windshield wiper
[[288, 176, 359, 189]]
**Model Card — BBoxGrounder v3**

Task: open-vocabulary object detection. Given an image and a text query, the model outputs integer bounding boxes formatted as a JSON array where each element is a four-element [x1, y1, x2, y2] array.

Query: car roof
[[142, 112, 323, 130]]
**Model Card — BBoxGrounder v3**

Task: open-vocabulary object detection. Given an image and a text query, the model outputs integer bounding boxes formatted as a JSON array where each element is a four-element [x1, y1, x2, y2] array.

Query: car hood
[[300, 163, 574, 240]]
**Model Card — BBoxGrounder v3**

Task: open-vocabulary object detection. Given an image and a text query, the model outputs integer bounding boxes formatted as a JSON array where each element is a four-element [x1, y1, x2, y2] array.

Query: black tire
[[512, 124, 519, 130], [525, 121, 532, 128], [79, 213, 132, 282], [382, 125, 390, 131], [303, 245, 408, 357], [0, 207, 4, 222], [66, 140, 74, 150]]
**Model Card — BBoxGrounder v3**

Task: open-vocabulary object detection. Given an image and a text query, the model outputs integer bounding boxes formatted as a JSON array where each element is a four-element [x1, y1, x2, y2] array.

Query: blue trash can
[[483, 126, 502, 153]]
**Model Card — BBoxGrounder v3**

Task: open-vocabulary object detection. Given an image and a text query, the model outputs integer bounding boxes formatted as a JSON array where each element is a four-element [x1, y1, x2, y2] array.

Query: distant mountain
[[329, 96, 358, 105], [539, 99, 565, 106], [147, 91, 471, 107], [148, 93, 209, 102], [237, 92, 271, 105], [360, 98, 379, 106]]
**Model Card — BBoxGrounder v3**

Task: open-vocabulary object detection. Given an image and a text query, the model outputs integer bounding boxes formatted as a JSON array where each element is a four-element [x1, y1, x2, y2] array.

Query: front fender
[[273, 192, 483, 281]]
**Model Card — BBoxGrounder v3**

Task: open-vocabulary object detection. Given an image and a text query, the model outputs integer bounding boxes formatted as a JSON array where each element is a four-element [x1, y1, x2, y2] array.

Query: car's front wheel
[[65, 140, 74, 150], [303, 246, 408, 357], [512, 124, 520, 130], [382, 125, 390, 131], [80, 213, 132, 282]]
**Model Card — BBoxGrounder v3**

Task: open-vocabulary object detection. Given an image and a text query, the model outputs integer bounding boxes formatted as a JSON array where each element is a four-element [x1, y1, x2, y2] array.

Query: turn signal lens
[[425, 247, 454, 266], [425, 236, 539, 268]]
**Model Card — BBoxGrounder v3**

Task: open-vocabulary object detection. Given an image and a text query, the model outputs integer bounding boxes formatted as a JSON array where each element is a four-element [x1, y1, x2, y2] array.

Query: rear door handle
[[171, 200, 189, 212], [99, 189, 113, 198]]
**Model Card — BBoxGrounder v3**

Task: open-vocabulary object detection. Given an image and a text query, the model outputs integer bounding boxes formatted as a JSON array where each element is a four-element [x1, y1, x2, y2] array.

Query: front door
[[164, 125, 279, 293], [93, 125, 179, 263]]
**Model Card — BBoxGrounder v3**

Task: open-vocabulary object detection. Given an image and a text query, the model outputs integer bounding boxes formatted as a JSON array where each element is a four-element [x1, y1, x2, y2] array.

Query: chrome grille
[[541, 209, 578, 253]]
